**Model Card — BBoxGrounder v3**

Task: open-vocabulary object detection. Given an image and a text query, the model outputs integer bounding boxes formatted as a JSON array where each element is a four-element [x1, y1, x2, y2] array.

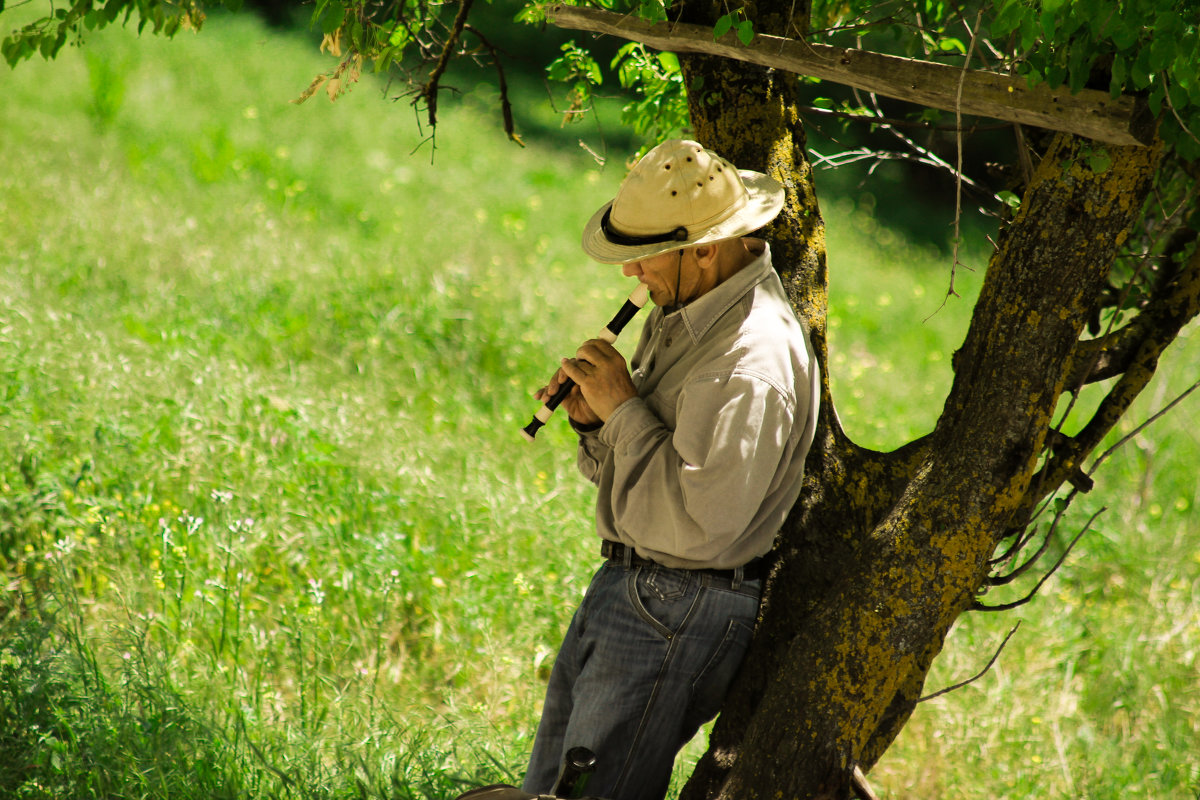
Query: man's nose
[[622, 261, 642, 278]]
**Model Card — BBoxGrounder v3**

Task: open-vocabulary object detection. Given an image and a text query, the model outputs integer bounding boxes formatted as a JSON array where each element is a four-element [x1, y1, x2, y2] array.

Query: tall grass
[[1, 8, 1197, 799]]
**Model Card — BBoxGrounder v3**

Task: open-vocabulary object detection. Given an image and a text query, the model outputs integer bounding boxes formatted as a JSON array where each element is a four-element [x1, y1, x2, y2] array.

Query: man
[[523, 139, 820, 800]]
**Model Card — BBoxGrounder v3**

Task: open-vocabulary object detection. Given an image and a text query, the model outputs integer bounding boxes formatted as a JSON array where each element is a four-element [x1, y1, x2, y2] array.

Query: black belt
[[601, 540, 765, 583]]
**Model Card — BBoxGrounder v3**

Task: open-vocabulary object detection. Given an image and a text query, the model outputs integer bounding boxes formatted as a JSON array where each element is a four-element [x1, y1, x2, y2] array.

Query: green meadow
[[1, 10, 1197, 799]]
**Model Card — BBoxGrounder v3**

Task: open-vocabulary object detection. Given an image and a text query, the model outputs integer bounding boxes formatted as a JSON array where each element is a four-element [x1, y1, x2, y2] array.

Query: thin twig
[[463, 24, 522, 145], [988, 501, 1069, 586], [948, 12, 984, 299], [1162, 72, 1200, 149], [918, 622, 1021, 702], [974, 508, 1105, 612], [418, 0, 476, 129], [1088, 378, 1200, 476], [801, 103, 1007, 134]]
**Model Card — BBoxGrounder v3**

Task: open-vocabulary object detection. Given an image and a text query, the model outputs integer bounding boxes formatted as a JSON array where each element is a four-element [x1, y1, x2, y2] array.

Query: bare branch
[[800, 103, 1009, 134], [918, 622, 1021, 702], [418, 0, 475, 129], [948, 11, 985, 300], [973, 508, 1104, 612], [1089, 377, 1200, 476], [989, 517, 1062, 586], [1019, 235, 1200, 520], [463, 24, 523, 146]]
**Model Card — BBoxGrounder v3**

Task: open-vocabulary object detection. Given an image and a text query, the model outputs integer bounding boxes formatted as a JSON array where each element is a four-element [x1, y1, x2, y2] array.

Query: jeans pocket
[[688, 618, 755, 722], [628, 567, 697, 639], [644, 564, 691, 602]]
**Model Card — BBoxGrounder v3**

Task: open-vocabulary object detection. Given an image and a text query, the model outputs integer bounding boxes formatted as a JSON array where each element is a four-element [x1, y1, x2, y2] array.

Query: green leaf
[[1149, 82, 1165, 116], [713, 13, 733, 40], [637, 0, 667, 22], [1087, 148, 1111, 173], [997, 190, 1022, 209], [321, 2, 345, 35], [1046, 59, 1065, 88], [1111, 22, 1138, 50], [1039, 8, 1058, 41], [735, 19, 754, 45], [1167, 79, 1188, 113], [1020, 13, 1039, 52], [937, 36, 965, 54], [991, 0, 1025, 37], [1067, 44, 1091, 93], [1131, 47, 1154, 89], [1110, 54, 1126, 95]]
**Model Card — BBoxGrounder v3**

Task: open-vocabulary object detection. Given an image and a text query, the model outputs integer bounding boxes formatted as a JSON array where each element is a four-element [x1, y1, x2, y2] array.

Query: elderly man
[[523, 139, 820, 800]]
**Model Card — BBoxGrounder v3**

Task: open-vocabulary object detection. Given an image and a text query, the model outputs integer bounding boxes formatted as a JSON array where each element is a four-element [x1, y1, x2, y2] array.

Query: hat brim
[[580, 170, 785, 264]]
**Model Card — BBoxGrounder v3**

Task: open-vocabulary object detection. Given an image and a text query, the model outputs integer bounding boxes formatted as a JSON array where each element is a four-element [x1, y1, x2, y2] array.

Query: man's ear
[[693, 242, 719, 270]]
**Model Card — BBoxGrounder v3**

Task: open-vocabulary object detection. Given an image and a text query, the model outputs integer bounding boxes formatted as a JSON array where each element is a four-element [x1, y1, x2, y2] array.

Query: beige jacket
[[576, 242, 820, 570]]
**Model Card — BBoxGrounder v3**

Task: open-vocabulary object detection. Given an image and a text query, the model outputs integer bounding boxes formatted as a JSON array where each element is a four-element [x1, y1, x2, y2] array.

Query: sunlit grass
[[1, 7, 1197, 799]]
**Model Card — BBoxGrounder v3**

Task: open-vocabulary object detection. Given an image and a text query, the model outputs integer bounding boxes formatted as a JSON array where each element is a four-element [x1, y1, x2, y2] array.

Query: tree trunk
[[675, 8, 1167, 793]]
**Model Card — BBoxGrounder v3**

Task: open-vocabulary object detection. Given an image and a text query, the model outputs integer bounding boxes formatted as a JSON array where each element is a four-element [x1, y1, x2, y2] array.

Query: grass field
[[1, 9, 1197, 799]]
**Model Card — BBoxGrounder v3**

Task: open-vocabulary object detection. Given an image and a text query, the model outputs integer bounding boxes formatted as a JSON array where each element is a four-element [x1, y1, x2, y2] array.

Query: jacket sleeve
[[574, 421, 611, 486]]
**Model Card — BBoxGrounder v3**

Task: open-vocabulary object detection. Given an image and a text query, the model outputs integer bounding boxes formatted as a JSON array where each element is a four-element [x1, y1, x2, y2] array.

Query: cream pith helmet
[[581, 139, 785, 264]]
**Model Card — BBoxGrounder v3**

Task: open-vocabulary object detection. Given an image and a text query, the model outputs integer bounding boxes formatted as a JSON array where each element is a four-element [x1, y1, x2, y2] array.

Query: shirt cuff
[[598, 397, 660, 449], [570, 418, 604, 435]]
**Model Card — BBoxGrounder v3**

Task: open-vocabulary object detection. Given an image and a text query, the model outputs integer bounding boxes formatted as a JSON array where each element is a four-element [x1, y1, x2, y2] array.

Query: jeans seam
[[612, 576, 703, 798]]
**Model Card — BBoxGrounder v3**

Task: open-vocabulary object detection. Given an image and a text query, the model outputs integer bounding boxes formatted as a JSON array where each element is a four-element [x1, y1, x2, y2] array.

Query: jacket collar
[[667, 240, 772, 343]]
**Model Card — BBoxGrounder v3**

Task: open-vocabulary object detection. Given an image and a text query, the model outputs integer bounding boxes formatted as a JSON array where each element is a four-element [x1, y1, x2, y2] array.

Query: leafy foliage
[[987, 0, 1200, 159], [1, 0, 219, 65], [6, 0, 1197, 160]]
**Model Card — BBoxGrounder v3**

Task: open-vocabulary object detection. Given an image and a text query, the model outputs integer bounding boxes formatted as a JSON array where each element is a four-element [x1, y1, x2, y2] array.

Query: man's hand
[[534, 363, 602, 428], [560, 339, 637, 422]]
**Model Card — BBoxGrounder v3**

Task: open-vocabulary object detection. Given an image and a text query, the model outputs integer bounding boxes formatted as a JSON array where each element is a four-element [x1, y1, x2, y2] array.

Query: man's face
[[622, 250, 693, 307]]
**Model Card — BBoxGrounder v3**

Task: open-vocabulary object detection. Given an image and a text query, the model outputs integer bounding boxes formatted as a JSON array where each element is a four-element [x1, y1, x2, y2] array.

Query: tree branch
[[1068, 326, 1145, 385], [1026, 243, 1200, 514], [418, 0, 475, 129], [973, 508, 1103, 612], [463, 24, 522, 145], [545, 4, 1155, 146], [918, 623, 1020, 701]]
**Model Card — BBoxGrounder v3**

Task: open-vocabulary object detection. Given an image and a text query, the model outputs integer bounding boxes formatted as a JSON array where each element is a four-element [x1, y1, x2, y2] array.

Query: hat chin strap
[[673, 249, 683, 309], [601, 207, 689, 247]]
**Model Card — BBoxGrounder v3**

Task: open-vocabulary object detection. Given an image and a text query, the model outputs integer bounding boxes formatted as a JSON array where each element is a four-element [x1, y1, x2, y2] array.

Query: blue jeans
[[522, 560, 762, 800]]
